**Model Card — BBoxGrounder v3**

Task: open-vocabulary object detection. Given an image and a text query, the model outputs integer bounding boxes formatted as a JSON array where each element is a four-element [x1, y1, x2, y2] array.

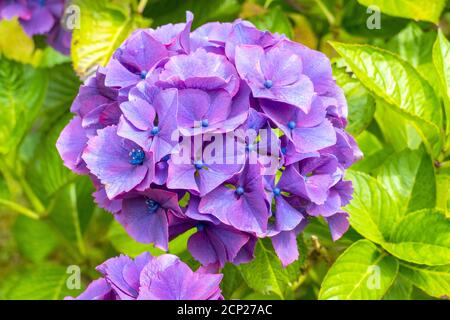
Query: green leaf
[[332, 62, 375, 136], [238, 238, 302, 299], [330, 42, 443, 158], [381, 210, 450, 266], [71, 0, 150, 77], [345, 171, 401, 244], [13, 216, 58, 262], [144, 0, 241, 28], [3, 264, 78, 300], [0, 57, 48, 154], [383, 275, 412, 300], [400, 263, 450, 298], [250, 5, 293, 39], [319, 240, 399, 300], [377, 148, 436, 214], [433, 30, 450, 135], [357, 0, 446, 23], [26, 113, 76, 198]]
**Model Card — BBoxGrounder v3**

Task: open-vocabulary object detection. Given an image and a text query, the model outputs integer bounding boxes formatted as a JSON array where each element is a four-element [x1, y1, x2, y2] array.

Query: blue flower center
[[140, 70, 148, 79], [235, 186, 245, 196], [196, 223, 205, 232], [287, 121, 296, 130], [246, 144, 255, 152], [151, 126, 160, 135], [145, 198, 160, 214], [264, 79, 273, 89], [161, 154, 170, 162], [129, 148, 145, 166], [281, 147, 287, 154], [39, 0, 46, 7], [194, 160, 204, 170], [273, 187, 282, 196], [201, 119, 209, 128]]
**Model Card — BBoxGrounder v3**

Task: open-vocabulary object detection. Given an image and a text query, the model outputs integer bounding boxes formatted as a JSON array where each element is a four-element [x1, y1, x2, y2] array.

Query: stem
[[137, 0, 148, 14], [18, 176, 46, 215], [313, 0, 335, 26], [0, 199, 40, 219], [438, 160, 450, 169]]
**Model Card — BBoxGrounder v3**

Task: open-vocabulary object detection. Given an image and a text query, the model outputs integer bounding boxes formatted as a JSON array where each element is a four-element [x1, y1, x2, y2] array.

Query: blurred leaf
[[383, 274, 412, 300], [290, 13, 318, 49], [238, 238, 302, 299], [377, 148, 436, 214], [0, 57, 48, 154], [331, 42, 443, 157], [26, 113, 76, 199], [72, 0, 150, 78], [400, 263, 450, 298], [345, 171, 401, 244], [32, 46, 71, 68], [382, 209, 450, 266], [319, 240, 398, 300], [13, 216, 58, 262], [221, 263, 248, 299], [342, 1, 408, 38], [2, 264, 78, 300], [250, 5, 293, 38], [145, 0, 241, 28], [433, 30, 450, 135], [332, 63, 375, 136], [357, 0, 446, 24], [0, 18, 35, 63]]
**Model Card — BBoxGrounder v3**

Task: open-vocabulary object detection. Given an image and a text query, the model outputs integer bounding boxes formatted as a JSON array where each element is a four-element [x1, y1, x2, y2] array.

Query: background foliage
[[0, 0, 449, 300]]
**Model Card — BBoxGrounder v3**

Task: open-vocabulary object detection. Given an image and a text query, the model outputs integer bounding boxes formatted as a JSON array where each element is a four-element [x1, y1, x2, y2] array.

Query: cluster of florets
[[57, 12, 361, 269], [0, 0, 71, 54], [67, 252, 223, 300]]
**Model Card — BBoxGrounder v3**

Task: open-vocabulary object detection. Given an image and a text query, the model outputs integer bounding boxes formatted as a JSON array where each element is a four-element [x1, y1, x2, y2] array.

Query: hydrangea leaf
[[319, 240, 399, 300], [2, 265, 80, 300], [345, 171, 401, 244], [71, 0, 151, 78], [26, 113, 77, 198], [377, 148, 436, 214], [330, 42, 443, 158], [332, 62, 375, 137], [0, 57, 48, 155], [382, 275, 413, 300], [0, 18, 35, 64], [250, 5, 293, 39], [433, 30, 450, 135], [381, 209, 450, 266], [238, 238, 303, 299], [12, 216, 58, 263], [357, 0, 446, 24], [399, 263, 450, 298]]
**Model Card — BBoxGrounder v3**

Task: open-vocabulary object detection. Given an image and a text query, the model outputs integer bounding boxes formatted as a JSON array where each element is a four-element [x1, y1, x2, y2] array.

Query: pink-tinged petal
[[105, 58, 141, 88], [271, 231, 299, 267], [56, 116, 89, 174], [82, 126, 152, 199], [93, 187, 122, 213], [264, 46, 303, 86], [116, 197, 169, 250], [120, 98, 155, 131], [117, 116, 153, 150], [167, 162, 198, 193], [67, 278, 114, 300], [234, 45, 266, 88], [325, 212, 350, 241], [291, 120, 337, 153], [21, 7, 55, 36]]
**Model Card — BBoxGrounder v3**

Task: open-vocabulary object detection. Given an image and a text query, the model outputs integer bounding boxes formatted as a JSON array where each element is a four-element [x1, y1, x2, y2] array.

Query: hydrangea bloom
[[0, 0, 71, 54], [67, 252, 223, 300], [57, 12, 361, 268]]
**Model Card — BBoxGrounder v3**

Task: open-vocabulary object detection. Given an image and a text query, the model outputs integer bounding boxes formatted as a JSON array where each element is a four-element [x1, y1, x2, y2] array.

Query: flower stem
[[0, 199, 40, 220], [137, 0, 148, 14], [313, 0, 336, 26]]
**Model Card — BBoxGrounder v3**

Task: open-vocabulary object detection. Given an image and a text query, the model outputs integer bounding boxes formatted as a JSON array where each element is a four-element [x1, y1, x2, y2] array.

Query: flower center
[[145, 198, 160, 214], [235, 186, 245, 196], [194, 160, 204, 170], [273, 187, 282, 196], [201, 119, 209, 128], [196, 223, 205, 232], [129, 148, 145, 166], [287, 121, 296, 130], [281, 147, 287, 154], [246, 144, 255, 152], [264, 79, 273, 89], [151, 126, 160, 135], [140, 70, 148, 79]]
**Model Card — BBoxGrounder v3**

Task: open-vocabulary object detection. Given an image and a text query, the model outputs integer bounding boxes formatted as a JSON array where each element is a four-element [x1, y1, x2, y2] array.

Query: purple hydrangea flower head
[[68, 252, 223, 300], [57, 11, 361, 268], [0, 0, 72, 54]]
